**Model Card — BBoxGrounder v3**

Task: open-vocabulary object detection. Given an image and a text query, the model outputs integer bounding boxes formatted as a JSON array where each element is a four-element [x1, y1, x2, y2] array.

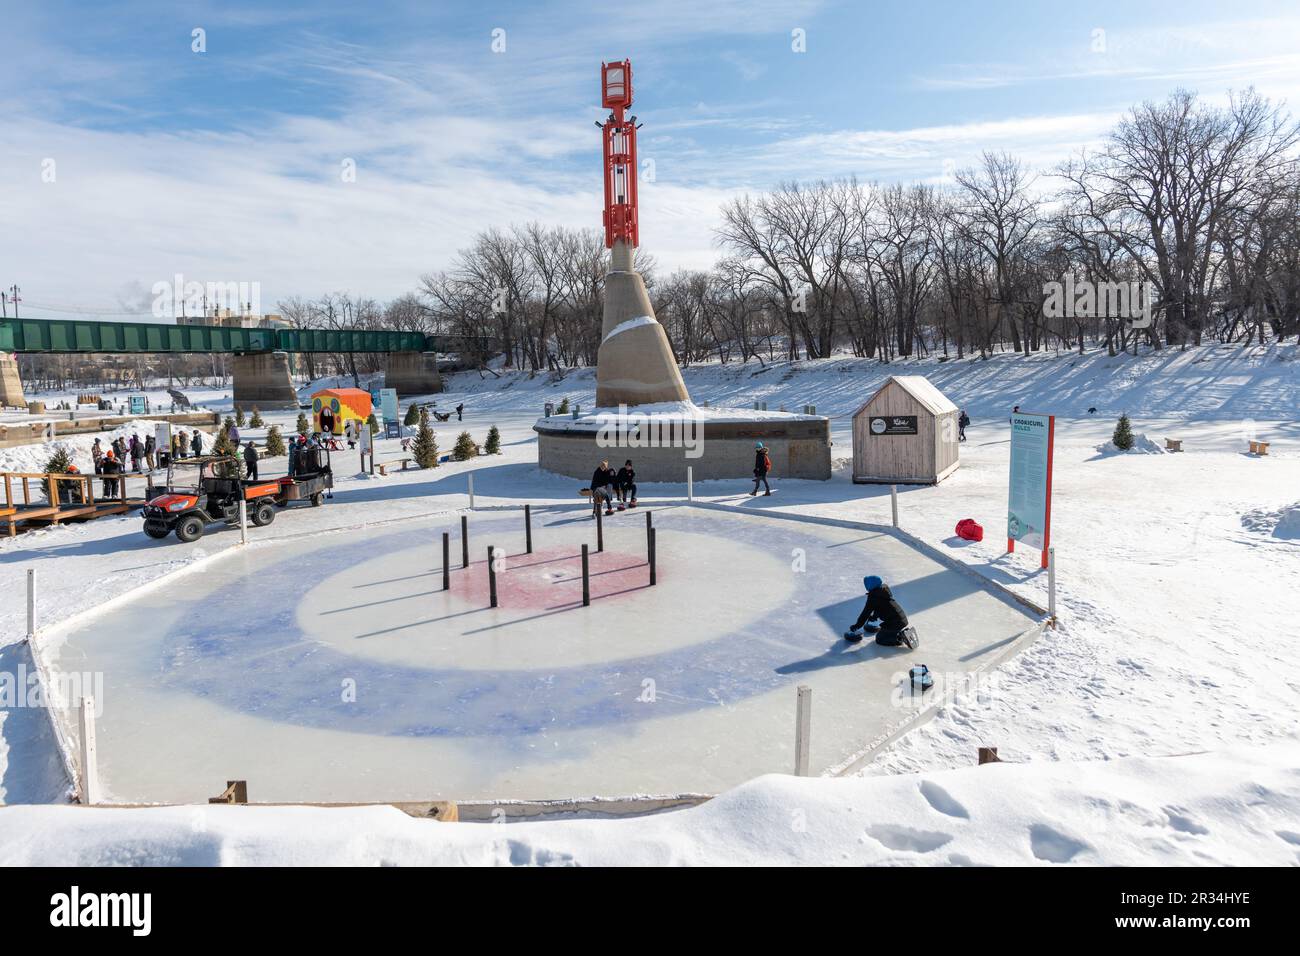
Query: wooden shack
[[852, 375, 960, 484]]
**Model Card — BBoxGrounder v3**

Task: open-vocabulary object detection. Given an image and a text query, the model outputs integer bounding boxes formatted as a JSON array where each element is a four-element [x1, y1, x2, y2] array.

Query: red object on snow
[[955, 518, 984, 542]]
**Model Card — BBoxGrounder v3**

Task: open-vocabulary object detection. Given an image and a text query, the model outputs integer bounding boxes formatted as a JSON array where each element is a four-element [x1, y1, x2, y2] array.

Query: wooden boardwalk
[[2, 471, 150, 537]]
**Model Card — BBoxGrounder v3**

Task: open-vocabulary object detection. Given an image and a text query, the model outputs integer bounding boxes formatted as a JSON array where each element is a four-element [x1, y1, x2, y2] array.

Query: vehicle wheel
[[311, 493, 323, 507], [143, 520, 170, 539], [252, 502, 276, 526], [175, 515, 205, 543]]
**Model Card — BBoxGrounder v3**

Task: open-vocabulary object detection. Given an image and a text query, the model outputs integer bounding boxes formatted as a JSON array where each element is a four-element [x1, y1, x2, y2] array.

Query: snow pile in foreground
[[1272, 504, 1300, 541], [1240, 502, 1300, 541], [1094, 432, 1165, 456], [2, 744, 1297, 866]]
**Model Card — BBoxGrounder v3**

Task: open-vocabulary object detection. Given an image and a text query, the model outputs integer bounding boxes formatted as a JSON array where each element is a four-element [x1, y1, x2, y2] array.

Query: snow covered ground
[[1, 342, 1298, 864]]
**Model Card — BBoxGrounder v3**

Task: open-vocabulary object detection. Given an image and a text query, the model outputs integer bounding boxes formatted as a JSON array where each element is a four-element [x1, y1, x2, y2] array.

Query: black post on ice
[[645, 510, 652, 553], [442, 532, 450, 591], [581, 544, 590, 607], [488, 546, 498, 608], [648, 527, 657, 586], [461, 515, 469, 569], [525, 504, 533, 554], [596, 502, 604, 553]]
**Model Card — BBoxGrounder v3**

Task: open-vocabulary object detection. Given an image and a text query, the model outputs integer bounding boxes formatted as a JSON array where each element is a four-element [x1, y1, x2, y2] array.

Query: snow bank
[[1275, 506, 1300, 541], [0, 420, 177, 473], [1241, 502, 1300, 541], [537, 400, 822, 432], [1094, 432, 1165, 456], [2, 743, 1297, 865]]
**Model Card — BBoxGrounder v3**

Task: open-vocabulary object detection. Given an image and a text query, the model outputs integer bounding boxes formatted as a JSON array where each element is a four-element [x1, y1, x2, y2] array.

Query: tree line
[[395, 88, 1297, 368], [27, 86, 1295, 391]]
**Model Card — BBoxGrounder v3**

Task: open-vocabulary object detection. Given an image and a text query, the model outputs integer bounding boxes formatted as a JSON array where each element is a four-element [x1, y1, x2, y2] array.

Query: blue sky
[[3, 0, 1299, 316]]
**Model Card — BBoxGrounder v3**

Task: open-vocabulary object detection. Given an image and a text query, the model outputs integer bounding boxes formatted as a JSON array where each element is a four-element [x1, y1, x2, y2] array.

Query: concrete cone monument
[[534, 60, 832, 482], [593, 61, 689, 409]]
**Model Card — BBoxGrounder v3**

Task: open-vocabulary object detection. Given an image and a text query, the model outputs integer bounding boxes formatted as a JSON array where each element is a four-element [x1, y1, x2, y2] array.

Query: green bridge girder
[[0, 317, 449, 355]]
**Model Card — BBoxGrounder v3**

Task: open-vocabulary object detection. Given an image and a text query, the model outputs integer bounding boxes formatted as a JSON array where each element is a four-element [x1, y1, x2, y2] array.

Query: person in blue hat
[[846, 575, 918, 648], [750, 441, 772, 496]]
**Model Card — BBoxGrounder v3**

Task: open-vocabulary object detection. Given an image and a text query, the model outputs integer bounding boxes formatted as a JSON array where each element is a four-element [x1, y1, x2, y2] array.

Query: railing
[[1, 317, 497, 355]]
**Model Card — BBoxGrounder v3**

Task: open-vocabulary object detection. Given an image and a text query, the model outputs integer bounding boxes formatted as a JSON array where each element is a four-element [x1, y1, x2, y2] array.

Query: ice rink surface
[[47, 506, 1042, 803]]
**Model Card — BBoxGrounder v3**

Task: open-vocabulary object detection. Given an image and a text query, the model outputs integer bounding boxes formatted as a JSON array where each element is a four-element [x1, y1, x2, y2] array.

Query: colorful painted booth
[[312, 388, 372, 436]]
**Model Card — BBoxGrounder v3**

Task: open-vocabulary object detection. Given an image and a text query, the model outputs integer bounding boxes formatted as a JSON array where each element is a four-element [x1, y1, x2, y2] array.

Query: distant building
[[176, 309, 286, 329]]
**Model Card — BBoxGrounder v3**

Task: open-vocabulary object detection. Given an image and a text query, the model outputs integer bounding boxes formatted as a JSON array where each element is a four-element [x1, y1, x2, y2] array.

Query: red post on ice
[[600, 60, 639, 249]]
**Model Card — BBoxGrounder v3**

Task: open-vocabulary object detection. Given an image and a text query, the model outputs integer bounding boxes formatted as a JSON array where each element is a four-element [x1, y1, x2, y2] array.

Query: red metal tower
[[600, 60, 638, 249]]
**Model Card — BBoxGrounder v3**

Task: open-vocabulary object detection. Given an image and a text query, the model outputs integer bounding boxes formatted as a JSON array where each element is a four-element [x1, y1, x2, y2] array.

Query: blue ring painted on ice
[[156, 512, 855, 738]]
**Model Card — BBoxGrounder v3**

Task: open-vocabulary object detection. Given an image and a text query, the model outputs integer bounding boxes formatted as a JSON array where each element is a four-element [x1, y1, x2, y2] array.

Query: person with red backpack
[[750, 442, 772, 496]]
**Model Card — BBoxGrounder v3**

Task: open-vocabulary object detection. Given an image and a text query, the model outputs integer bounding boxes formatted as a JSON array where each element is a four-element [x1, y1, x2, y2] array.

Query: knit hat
[[863, 575, 882, 591]]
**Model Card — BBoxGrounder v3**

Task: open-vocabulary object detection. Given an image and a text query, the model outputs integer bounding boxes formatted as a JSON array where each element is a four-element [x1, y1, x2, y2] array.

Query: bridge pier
[[232, 351, 298, 410], [385, 351, 442, 397], [0, 353, 27, 409]]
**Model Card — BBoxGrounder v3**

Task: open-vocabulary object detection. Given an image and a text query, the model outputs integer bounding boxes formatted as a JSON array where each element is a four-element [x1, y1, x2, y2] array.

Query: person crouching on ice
[[590, 459, 616, 517], [845, 575, 919, 648]]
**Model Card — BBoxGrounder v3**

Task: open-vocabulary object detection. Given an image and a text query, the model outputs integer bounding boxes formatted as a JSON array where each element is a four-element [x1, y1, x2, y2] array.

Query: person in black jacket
[[589, 459, 616, 517], [616, 460, 636, 506], [243, 441, 259, 481], [958, 409, 970, 442], [190, 430, 203, 458], [750, 442, 771, 496], [845, 575, 917, 648], [99, 450, 123, 498]]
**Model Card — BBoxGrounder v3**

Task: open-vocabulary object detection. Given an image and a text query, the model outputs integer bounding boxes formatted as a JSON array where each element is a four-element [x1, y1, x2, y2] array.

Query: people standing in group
[[750, 441, 772, 496], [174, 431, 186, 459], [958, 409, 970, 442], [144, 434, 156, 469], [288, 436, 300, 477], [129, 434, 143, 472], [91, 439, 104, 475], [243, 441, 259, 481], [190, 430, 203, 458]]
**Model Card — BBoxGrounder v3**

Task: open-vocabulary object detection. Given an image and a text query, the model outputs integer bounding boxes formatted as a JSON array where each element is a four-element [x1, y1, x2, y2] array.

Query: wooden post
[[648, 527, 657, 586], [487, 546, 498, 608], [524, 504, 532, 554], [794, 685, 812, 776], [79, 697, 100, 805], [442, 532, 450, 591], [26, 568, 35, 640], [581, 544, 590, 606], [978, 747, 1001, 765], [1048, 547, 1057, 625], [47, 474, 59, 514], [596, 501, 604, 553], [461, 515, 469, 568], [890, 484, 898, 528]]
